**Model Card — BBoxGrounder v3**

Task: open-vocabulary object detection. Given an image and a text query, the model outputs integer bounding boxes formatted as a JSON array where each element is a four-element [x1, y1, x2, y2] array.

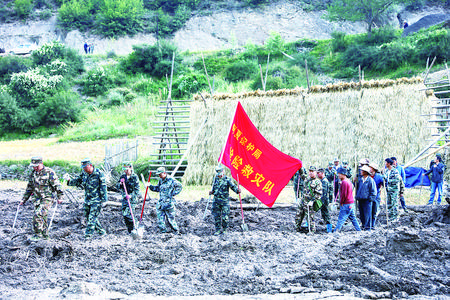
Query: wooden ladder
[[149, 98, 191, 180]]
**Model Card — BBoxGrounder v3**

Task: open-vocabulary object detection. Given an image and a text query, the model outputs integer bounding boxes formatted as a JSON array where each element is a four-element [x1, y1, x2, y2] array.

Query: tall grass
[[59, 97, 157, 142]]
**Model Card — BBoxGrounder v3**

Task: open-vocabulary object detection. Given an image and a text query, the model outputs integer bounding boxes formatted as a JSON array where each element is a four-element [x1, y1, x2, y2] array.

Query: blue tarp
[[405, 166, 430, 188]]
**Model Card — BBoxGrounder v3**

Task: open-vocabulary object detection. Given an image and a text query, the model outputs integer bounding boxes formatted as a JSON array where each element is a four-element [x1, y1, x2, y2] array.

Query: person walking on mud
[[64, 159, 108, 239], [317, 168, 333, 233], [355, 165, 377, 230], [292, 166, 307, 203], [117, 162, 140, 234], [333, 167, 361, 232], [423, 155, 446, 205], [209, 165, 240, 235], [21, 156, 64, 241], [147, 167, 182, 233], [295, 166, 322, 233], [383, 158, 401, 221]]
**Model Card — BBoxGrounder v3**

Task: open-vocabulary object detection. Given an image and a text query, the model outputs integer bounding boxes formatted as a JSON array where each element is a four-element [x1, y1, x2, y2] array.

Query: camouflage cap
[[155, 166, 166, 175], [309, 166, 317, 171], [342, 161, 348, 165], [215, 165, 224, 173], [317, 168, 325, 173], [30, 156, 43, 167], [81, 158, 92, 168], [328, 162, 334, 167], [122, 161, 133, 170]]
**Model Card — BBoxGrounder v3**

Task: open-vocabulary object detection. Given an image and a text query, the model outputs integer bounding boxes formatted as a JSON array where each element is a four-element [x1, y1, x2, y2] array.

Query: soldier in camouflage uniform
[[148, 167, 182, 233], [21, 156, 64, 241], [295, 166, 322, 233], [65, 158, 108, 239], [383, 158, 401, 221], [324, 162, 336, 197], [209, 165, 240, 235], [117, 162, 140, 234], [342, 161, 353, 180], [292, 166, 307, 203], [317, 168, 333, 232]]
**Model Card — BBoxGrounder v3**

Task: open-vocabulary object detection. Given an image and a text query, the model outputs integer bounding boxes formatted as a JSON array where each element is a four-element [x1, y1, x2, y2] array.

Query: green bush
[[0, 90, 19, 132], [57, 0, 94, 32], [96, 0, 144, 38], [121, 41, 182, 77], [14, 0, 33, 19], [131, 77, 166, 95], [224, 60, 258, 82], [265, 31, 285, 56], [0, 55, 30, 85], [103, 87, 137, 107], [331, 31, 347, 52], [38, 91, 81, 126], [38, 9, 52, 20], [172, 72, 208, 99], [287, 51, 320, 73], [32, 41, 84, 77], [81, 67, 110, 96], [9, 68, 64, 106]]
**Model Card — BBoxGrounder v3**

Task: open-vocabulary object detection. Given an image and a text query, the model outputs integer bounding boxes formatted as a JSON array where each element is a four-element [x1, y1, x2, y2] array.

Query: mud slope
[[0, 187, 449, 299]]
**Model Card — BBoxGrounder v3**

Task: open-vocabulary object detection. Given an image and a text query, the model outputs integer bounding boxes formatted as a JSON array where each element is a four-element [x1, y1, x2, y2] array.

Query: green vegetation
[[0, 20, 449, 144]]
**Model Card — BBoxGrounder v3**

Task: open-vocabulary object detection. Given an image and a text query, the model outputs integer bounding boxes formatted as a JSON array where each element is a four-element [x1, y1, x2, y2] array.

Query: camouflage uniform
[[210, 175, 240, 234], [68, 168, 108, 237], [117, 173, 140, 233], [320, 177, 333, 225], [150, 176, 182, 232], [384, 168, 401, 221], [324, 167, 336, 197], [292, 167, 307, 201], [22, 166, 63, 238], [295, 177, 322, 232]]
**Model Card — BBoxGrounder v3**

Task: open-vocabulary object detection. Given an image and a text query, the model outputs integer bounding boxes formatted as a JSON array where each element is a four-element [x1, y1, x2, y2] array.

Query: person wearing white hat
[[355, 165, 377, 230]]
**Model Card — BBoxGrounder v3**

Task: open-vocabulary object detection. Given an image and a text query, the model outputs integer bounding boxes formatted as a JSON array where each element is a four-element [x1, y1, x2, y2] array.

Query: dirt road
[[0, 187, 449, 299]]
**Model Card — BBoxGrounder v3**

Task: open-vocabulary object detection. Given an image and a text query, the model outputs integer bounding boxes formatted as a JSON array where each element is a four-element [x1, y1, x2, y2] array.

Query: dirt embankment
[[0, 186, 449, 299]]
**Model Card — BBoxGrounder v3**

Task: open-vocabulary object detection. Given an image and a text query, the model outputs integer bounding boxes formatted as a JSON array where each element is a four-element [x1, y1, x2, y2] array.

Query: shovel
[[237, 174, 249, 232], [137, 171, 152, 238], [12, 202, 21, 230], [121, 179, 139, 240], [47, 200, 58, 235]]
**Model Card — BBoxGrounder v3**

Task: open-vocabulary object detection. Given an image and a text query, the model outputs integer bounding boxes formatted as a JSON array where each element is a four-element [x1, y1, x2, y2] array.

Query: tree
[[325, 0, 411, 35]]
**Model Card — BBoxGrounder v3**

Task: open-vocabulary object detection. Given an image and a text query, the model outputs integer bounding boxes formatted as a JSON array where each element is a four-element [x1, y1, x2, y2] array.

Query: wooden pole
[[201, 52, 213, 95], [423, 56, 436, 83], [259, 64, 265, 91], [305, 59, 310, 92], [264, 53, 270, 90], [404, 141, 450, 168], [405, 126, 450, 166]]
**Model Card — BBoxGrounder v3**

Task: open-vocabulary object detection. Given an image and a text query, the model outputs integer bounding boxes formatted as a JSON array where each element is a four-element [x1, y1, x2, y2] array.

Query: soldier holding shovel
[[209, 165, 240, 235], [117, 162, 140, 235], [20, 156, 64, 241]]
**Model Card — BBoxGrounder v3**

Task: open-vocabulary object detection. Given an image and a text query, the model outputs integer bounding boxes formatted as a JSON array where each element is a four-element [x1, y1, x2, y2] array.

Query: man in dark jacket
[[423, 155, 446, 205], [355, 165, 377, 230]]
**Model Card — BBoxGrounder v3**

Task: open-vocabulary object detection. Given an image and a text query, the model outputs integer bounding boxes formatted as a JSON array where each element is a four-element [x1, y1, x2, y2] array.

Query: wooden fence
[[104, 140, 139, 169]]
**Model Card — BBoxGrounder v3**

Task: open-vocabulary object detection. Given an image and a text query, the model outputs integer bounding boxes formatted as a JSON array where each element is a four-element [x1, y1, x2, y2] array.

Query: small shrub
[[172, 72, 208, 99], [265, 31, 285, 55], [95, 0, 144, 38], [0, 55, 30, 85], [81, 67, 110, 96], [38, 9, 52, 20], [224, 60, 258, 82], [0, 90, 19, 132], [14, 0, 33, 19], [57, 0, 94, 32], [131, 77, 166, 95], [38, 91, 81, 126], [331, 31, 347, 52]]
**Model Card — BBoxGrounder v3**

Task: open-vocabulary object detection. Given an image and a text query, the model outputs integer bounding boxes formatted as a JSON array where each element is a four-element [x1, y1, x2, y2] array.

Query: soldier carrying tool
[[21, 156, 63, 241]]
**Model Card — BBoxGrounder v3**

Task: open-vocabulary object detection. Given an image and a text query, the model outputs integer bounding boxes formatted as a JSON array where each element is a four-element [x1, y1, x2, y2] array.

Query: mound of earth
[[0, 186, 449, 299]]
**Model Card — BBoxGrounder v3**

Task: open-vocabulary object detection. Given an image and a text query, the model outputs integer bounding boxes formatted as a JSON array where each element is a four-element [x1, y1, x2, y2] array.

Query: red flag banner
[[219, 102, 302, 208]]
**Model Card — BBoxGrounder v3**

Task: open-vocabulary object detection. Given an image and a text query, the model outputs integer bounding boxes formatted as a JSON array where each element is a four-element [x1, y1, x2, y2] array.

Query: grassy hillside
[[0, 22, 449, 145]]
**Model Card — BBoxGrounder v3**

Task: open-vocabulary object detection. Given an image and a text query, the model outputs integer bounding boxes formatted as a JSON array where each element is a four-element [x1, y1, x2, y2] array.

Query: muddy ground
[[0, 186, 449, 299]]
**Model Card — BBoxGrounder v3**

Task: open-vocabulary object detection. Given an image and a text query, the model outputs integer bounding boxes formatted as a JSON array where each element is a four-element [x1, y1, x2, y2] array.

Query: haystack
[[185, 79, 431, 185]]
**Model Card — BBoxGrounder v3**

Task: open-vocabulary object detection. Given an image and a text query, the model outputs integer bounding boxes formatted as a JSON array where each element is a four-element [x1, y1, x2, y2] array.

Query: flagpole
[[218, 101, 240, 165]]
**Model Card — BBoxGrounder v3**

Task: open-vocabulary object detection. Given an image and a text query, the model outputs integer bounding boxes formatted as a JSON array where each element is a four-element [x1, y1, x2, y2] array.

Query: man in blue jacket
[[423, 155, 446, 205], [355, 165, 377, 230]]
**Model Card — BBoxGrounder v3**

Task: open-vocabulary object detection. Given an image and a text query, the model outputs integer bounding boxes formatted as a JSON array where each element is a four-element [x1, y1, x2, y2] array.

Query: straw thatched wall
[[185, 79, 432, 185]]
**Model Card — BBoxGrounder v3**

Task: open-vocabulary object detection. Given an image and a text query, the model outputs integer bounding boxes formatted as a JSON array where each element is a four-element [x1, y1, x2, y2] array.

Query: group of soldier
[[292, 157, 409, 234], [21, 156, 183, 240], [18, 153, 445, 240]]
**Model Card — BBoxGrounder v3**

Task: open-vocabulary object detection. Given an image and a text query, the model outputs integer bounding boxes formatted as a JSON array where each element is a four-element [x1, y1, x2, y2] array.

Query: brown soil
[[0, 187, 449, 299]]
